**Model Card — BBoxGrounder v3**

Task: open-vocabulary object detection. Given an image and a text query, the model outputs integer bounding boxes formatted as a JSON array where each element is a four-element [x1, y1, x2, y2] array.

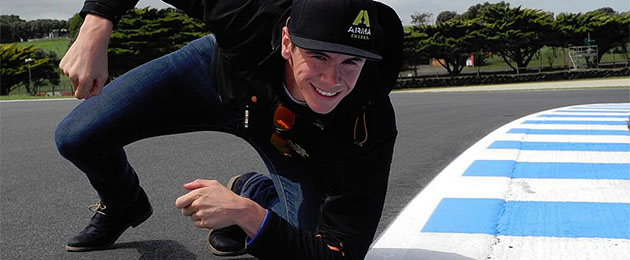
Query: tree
[[410, 12, 433, 26], [459, 1, 509, 20], [401, 29, 427, 76], [107, 8, 211, 77], [542, 47, 561, 67], [414, 19, 485, 75], [555, 11, 630, 63], [68, 13, 84, 39], [1, 44, 60, 95], [28, 50, 61, 94], [436, 11, 457, 24], [480, 5, 555, 72], [591, 7, 616, 16], [0, 15, 26, 43]]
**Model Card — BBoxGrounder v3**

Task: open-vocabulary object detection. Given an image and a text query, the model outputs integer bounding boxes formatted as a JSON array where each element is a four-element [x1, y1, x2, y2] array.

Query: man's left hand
[[175, 179, 266, 237], [175, 179, 245, 230]]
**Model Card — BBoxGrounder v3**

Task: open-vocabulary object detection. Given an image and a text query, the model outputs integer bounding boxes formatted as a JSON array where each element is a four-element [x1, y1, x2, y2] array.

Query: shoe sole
[[64, 206, 153, 252], [206, 229, 247, 256]]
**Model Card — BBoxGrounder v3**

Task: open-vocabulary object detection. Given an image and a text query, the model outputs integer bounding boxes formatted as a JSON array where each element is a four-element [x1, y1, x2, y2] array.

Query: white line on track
[[0, 98, 77, 103], [499, 134, 630, 143]]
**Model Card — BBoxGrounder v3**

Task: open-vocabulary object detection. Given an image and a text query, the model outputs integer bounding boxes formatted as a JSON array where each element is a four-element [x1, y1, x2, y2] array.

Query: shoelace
[[88, 201, 107, 216]]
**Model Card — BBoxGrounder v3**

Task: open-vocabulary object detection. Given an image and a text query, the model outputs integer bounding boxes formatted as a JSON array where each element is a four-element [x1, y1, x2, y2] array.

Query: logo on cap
[[347, 10, 371, 40]]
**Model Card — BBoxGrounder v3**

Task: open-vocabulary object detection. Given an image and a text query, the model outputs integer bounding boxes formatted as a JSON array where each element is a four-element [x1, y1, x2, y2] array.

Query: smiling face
[[281, 26, 366, 114]]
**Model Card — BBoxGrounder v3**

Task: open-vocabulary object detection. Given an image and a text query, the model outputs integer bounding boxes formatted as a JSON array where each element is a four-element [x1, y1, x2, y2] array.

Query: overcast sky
[[2, 0, 629, 25]]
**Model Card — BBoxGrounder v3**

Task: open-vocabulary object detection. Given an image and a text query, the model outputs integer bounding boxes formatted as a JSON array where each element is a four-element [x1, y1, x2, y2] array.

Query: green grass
[[459, 47, 627, 73], [2, 38, 71, 57], [7, 79, 73, 96]]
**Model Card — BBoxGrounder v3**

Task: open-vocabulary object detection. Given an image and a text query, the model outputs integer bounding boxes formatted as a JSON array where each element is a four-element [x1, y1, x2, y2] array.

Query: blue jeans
[[55, 35, 325, 231]]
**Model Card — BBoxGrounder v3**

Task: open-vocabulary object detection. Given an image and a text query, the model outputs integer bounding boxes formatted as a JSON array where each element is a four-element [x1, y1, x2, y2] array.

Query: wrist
[[235, 198, 267, 238], [78, 14, 113, 41]]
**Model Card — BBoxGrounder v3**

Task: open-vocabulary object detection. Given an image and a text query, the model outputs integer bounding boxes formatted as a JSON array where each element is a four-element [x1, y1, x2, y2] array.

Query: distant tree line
[[5, 3, 626, 95], [405, 3, 630, 75], [0, 15, 68, 43]]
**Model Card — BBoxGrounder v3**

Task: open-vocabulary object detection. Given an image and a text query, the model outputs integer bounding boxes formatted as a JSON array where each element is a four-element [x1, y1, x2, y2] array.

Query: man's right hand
[[60, 14, 113, 99]]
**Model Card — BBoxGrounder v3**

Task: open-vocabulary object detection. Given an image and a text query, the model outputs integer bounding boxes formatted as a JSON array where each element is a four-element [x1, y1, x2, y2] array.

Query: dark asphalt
[[1, 88, 629, 260]]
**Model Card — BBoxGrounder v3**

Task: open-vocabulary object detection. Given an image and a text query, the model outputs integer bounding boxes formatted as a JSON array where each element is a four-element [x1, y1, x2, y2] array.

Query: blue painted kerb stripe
[[488, 141, 630, 152], [421, 198, 630, 239], [463, 160, 630, 180]]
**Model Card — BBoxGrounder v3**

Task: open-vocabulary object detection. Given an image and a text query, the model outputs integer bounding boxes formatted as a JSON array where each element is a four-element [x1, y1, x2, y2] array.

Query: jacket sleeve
[[248, 98, 398, 260], [79, 0, 139, 25], [79, 0, 208, 25], [165, 0, 290, 52]]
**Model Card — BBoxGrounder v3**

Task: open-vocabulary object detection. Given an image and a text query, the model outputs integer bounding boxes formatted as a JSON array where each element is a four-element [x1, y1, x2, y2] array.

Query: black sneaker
[[65, 188, 153, 252], [207, 225, 248, 256], [206, 172, 258, 256]]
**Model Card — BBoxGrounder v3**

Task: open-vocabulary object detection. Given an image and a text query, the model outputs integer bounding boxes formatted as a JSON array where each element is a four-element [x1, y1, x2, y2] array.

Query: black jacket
[[80, 1, 403, 259]]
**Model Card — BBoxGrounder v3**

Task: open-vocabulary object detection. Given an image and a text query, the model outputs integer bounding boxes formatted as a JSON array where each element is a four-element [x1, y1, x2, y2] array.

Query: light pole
[[24, 58, 33, 95]]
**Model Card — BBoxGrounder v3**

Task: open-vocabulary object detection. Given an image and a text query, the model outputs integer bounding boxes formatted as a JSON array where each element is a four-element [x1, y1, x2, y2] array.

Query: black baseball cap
[[288, 0, 383, 61]]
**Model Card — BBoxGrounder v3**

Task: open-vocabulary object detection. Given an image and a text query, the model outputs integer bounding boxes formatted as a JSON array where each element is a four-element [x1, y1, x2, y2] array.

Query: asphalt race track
[[1, 86, 629, 259]]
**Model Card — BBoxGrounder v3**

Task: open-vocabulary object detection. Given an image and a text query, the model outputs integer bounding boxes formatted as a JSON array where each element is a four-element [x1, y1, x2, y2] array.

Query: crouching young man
[[56, 0, 403, 259]]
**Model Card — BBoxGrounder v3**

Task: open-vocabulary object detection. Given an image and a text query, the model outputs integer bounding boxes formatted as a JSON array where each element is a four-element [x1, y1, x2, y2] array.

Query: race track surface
[[1, 85, 629, 259]]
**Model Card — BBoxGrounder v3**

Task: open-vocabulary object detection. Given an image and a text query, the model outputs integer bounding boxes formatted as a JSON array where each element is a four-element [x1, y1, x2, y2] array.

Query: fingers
[[59, 64, 78, 98], [181, 205, 195, 216], [175, 179, 218, 209], [182, 203, 211, 229], [66, 75, 106, 99], [67, 75, 79, 96], [193, 218, 206, 229], [74, 79, 92, 99], [176, 180, 236, 230], [189, 212, 207, 228], [175, 191, 197, 209], [59, 67, 97, 99], [194, 221, 204, 228], [175, 180, 213, 209], [87, 77, 106, 98], [183, 179, 216, 190]]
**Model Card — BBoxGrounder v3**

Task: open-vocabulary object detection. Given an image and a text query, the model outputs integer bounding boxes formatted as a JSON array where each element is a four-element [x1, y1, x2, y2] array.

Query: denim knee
[[54, 116, 86, 160]]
